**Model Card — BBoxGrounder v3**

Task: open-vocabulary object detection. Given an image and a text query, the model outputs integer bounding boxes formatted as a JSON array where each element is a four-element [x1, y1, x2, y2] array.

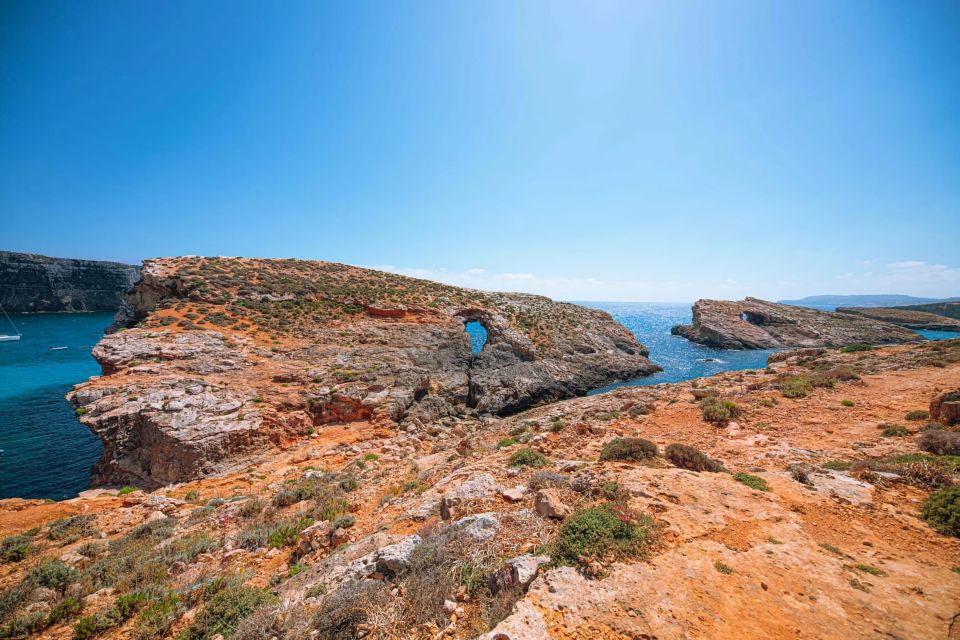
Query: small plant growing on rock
[[599, 437, 658, 461], [881, 425, 908, 437], [551, 503, 655, 573], [714, 560, 733, 574], [733, 473, 769, 491], [905, 410, 930, 421], [507, 447, 550, 468], [665, 443, 723, 472], [0, 534, 33, 563], [700, 397, 741, 426], [177, 584, 277, 640], [841, 399, 855, 407], [921, 485, 960, 537], [855, 563, 887, 577], [116, 486, 137, 496]]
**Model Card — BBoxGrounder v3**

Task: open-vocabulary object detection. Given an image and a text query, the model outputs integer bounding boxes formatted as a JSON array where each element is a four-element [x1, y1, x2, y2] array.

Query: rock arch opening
[[464, 320, 488, 354]]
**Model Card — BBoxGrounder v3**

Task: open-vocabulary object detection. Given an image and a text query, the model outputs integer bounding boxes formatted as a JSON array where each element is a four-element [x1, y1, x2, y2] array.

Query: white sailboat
[[0, 303, 20, 342]]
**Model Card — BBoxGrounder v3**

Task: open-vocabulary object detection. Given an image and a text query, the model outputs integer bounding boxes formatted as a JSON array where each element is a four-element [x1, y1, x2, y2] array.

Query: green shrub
[[73, 614, 114, 639], [551, 504, 654, 571], [841, 343, 873, 353], [31, 559, 80, 592], [46, 597, 83, 625], [117, 486, 138, 496], [855, 563, 887, 577], [176, 585, 276, 640], [506, 448, 550, 468], [47, 515, 97, 543], [905, 410, 930, 421], [881, 425, 908, 437], [921, 486, 960, 536], [700, 398, 741, 425], [0, 534, 32, 563], [238, 498, 265, 518], [841, 400, 855, 407], [714, 560, 733, 574], [732, 473, 769, 491], [664, 443, 723, 472], [496, 438, 516, 449], [599, 438, 658, 462]]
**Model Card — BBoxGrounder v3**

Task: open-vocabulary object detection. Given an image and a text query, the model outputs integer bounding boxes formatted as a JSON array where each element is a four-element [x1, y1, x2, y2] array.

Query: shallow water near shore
[[2, 308, 957, 501]]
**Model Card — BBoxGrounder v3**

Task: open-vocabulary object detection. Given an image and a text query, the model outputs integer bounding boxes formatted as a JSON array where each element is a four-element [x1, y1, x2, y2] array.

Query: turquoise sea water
[[2, 308, 957, 501], [0, 313, 110, 501]]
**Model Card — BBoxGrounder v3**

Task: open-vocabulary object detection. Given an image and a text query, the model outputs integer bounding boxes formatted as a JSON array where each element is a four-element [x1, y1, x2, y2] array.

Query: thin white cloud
[[496, 272, 535, 281], [888, 260, 928, 269]]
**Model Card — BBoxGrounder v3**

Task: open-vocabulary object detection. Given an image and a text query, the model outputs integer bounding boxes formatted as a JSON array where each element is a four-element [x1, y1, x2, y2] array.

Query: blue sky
[[1, 1, 958, 301]]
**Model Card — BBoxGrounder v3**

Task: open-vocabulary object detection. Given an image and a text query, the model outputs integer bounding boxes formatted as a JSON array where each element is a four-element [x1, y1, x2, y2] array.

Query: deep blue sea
[[0, 313, 110, 501], [2, 307, 956, 501]]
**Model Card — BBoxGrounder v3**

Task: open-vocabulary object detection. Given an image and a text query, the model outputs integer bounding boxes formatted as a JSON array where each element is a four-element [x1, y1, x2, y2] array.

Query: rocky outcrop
[[896, 301, 960, 321], [671, 297, 922, 349], [0, 251, 139, 312], [836, 306, 960, 331], [69, 256, 659, 487]]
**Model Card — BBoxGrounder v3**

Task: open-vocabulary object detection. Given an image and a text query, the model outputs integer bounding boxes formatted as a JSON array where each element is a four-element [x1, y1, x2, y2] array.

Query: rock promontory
[[0, 251, 140, 312], [836, 306, 960, 331], [69, 256, 659, 487], [671, 297, 922, 349]]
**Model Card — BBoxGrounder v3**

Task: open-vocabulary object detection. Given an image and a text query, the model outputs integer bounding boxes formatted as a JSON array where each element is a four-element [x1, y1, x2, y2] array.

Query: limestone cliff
[[671, 297, 922, 349], [836, 306, 960, 331], [69, 256, 659, 487], [0, 251, 139, 312]]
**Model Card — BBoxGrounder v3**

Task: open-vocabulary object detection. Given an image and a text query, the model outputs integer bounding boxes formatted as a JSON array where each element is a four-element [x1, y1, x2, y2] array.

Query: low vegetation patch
[[905, 410, 930, 421], [841, 343, 873, 353], [732, 473, 769, 491], [921, 485, 960, 537], [551, 503, 655, 573], [506, 447, 550, 468], [664, 443, 723, 472], [714, 560, 733, 574], [177, 584, 276, 640], [599, 437, 658, 462], [841, 399, 855, 407], [880, 425, 908, 438], [779, 373, 835, 399], [0, 534, 33, 564], [699, 398, 741, 426], [855, 563, 887, 577]]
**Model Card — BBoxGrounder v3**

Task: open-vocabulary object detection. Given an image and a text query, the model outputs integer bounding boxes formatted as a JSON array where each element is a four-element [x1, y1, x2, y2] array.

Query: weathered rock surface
[[671, 297, 921, 349], [837, 305, 960, 331], [69, 256, 658, 487], [931, 389, 960, 426], [0, 251, 139, 312]]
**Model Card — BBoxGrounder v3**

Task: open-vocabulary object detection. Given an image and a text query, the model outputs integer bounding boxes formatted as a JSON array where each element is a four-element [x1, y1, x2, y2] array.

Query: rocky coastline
[[671, 297, 922, 349], [2, 334, 958, 640], [68, 256, 659, 488]]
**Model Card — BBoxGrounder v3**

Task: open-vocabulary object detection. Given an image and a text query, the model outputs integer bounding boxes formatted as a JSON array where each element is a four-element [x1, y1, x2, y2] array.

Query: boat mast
[[0, 302, 20, 337]]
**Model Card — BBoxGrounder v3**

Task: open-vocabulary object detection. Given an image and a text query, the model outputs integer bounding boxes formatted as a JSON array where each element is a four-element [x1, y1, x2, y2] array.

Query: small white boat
[[0, 303, 20, 342], [48, 346, 67, 351]]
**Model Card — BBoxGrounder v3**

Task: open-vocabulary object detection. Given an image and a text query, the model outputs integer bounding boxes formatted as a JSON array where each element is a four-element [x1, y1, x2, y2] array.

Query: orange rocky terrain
[[1, 261, 959, 640]]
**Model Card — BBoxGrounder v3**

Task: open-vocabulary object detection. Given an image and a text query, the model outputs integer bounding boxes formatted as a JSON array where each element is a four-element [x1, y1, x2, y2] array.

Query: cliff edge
[[671, 297, 922, 349], [0, 251, 139, 313], [68, 256, 659, 487]]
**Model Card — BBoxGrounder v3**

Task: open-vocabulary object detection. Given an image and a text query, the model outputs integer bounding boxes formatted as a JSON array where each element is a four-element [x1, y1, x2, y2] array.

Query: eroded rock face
[[671, 297, 921, 349], [69, 256, 658, 487], [0, 251, 139, 312]]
